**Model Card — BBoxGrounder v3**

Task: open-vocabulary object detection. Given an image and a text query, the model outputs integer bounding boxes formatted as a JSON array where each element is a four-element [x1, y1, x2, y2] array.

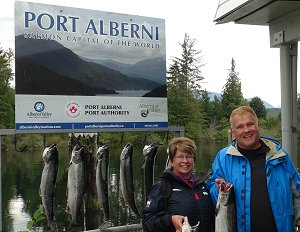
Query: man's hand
[[215, 178, 232, 192], [171, 215, 185, 232]]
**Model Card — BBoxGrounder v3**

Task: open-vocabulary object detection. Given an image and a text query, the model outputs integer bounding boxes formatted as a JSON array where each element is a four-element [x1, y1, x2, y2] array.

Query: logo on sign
[[27, 101, 52, 118], [141, 109, 149, 118], [34, 101, 45, 112], [66, 102, 81, 118], [139, 103, 161, 117]]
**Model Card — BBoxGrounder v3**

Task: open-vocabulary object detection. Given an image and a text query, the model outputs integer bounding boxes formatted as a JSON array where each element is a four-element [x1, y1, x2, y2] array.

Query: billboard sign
[[15, 1, 167, 131]]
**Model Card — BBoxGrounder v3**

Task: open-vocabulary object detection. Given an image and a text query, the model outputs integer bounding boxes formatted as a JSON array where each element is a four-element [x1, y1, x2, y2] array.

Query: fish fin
[[140, 158, 147, 169], [68, 222, 82, 231], [48, 221, 56, 232], [191, 221, 200, 232], [215, 202, 220, 216], [65, 204, 70, 213], [99, 220, 110, 230]]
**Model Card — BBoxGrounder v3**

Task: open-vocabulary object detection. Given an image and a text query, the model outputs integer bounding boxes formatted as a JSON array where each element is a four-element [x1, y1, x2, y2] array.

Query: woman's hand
[[171, 215, 185, 232]]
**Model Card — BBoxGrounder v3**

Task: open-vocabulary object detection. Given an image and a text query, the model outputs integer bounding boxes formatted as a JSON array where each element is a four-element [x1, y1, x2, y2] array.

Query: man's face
[[230, 112, 260, 150]]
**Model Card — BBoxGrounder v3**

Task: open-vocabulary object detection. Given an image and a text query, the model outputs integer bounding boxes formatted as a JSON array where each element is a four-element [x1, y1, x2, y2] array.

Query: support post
[[280, 43, 298, 167], [0, 134, 2, 231]]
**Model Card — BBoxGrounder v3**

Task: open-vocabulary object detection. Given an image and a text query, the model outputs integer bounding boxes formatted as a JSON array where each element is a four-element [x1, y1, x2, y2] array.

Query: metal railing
[[88, 223, 143, 232]]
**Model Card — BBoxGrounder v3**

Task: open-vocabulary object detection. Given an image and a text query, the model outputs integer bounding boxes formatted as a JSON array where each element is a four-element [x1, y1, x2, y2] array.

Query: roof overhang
[[214, 0, 300, 47], [214, 0, 300, 26]]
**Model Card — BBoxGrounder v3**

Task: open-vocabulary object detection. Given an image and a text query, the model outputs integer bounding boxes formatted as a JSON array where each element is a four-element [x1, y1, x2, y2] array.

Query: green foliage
[[15, 134, 44, 150], [0, 46, 15, 128], [166, 38, 282, 142], [260, 114, 281, 139], [26, 206, 46, 230], [221, 58, 245, 119], [167, 34, 206, 140], [198, 123, 219, 143], [0, 47, 14, 92], [250, 96, 267, 119], [199, 90, 212, 128], [211, 95, 223, 124], [97, 131, 166, 147], [46, 133, 69, 148], [267, 108, 281, 116], [167, 33, 205, 98], [215, 117, 232, 143]]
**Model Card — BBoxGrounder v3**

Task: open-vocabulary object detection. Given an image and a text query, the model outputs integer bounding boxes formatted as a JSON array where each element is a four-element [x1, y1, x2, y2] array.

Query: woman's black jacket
[[142, 169, 215, 232]]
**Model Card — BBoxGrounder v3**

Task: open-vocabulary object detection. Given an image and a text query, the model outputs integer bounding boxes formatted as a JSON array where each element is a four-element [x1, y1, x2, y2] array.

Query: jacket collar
[[227, 136, 285, 160], [161, 168, 210, 184]]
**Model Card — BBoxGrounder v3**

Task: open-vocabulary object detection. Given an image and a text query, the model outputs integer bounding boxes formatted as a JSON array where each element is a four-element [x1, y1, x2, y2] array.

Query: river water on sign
[[2, 142, 223, 231]]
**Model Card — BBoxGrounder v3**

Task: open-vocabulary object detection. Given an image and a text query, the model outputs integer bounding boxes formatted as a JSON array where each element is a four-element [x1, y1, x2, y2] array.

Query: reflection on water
[[2, 142, 224, 231], [8, 197, 31, 230]]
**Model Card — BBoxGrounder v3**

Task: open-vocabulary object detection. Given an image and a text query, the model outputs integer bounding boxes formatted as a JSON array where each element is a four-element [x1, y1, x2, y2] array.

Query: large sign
[[15, 1, 167, 131]]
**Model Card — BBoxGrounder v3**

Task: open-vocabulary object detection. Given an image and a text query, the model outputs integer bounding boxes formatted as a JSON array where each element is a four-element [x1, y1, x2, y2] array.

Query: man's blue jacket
[[207, 136, 300, 232]]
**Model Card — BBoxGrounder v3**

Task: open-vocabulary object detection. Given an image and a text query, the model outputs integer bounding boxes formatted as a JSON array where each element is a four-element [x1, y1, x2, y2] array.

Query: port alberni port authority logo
[[66, 102, 81, 118]]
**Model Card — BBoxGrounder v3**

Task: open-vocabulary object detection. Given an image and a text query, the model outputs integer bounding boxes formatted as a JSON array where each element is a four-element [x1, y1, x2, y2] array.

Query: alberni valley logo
[[26, 101, 52, 118]]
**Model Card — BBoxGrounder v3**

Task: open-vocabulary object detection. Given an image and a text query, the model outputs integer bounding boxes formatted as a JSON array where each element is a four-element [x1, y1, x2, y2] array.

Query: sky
[[1, 0, 293, 108]]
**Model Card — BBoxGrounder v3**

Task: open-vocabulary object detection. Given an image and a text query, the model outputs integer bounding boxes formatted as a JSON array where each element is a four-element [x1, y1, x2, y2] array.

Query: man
[[207, 105, 300, 232]]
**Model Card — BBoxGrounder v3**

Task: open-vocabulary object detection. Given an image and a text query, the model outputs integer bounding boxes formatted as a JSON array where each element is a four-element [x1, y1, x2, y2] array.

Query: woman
[[142, 137, 215, 232]]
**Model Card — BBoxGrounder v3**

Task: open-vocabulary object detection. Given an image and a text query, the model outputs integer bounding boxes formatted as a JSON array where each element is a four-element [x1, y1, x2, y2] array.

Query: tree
[[249, 96, 267, 120], [167, 33, 205, 98], [199, 90, 211, 126], [0, 46, 15, 128], [211, 95, 222, 123], [0, 47, 14, 94], [167, 34, 206, 139], [221, 58, 245, 119]]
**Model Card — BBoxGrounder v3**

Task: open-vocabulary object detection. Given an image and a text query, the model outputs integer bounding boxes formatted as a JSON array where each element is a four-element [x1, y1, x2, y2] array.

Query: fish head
[[142, 143, 158, 163], [96, 144, 109, 161], [42, 144, 58, 163], [71, 144, 84, 164], [143, 144, 152, 157], [120, 143, 133, 161], [143, 143, 158, 155]]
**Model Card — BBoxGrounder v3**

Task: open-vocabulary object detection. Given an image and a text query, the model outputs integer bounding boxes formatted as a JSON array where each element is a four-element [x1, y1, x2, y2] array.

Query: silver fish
[[182, 216, 192, 232], [215, 185, 237, 232], [66, 144, 85, 230], [96, 144, 110, 225], [40, 144, 59, 231], [120, 143, 141, 218], [182, 216, 200, 232], [141, 143, 158, 200]]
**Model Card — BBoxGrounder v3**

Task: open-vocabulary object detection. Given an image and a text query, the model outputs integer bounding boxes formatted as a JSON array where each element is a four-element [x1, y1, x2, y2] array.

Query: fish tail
[[68, 220, 82, 231], [48, 221, 56, 231]]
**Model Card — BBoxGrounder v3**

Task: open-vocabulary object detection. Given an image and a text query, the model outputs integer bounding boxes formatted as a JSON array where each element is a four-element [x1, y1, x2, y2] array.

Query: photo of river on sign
[[2, 137, 224, 231]]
